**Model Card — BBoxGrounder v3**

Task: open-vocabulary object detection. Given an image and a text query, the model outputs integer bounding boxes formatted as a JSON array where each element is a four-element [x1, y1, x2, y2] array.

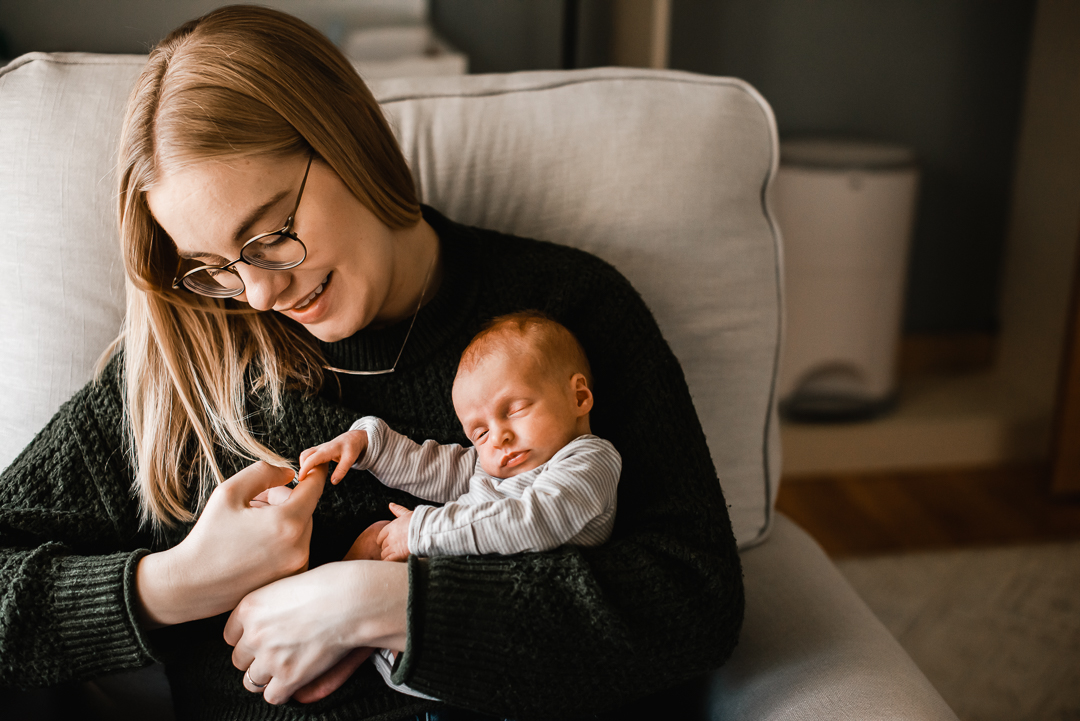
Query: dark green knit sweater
[[0, 207, 743, 720]]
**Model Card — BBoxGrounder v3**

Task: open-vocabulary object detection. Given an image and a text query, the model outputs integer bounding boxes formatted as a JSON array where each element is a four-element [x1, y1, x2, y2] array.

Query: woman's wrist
[[340, 560, 409, 652], [134, 545, 235, 629], [134, 548, 185, 629]]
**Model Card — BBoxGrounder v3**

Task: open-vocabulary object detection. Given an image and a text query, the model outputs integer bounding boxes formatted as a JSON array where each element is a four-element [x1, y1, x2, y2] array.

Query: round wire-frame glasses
[[170, 154, 313, 298]]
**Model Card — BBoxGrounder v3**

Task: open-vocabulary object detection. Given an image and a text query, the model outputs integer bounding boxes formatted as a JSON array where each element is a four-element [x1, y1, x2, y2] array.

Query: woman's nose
[[236, 264, 289, 311]]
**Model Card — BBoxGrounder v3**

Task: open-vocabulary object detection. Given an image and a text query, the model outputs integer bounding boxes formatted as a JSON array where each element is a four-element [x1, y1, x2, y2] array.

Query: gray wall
[[0, 0, 428, 55], [0, 0, 570, 70], [430, 0, 564, 73], [429, 0, 613, 73], [0, 0, 216, 55], [669, 0, 1036, 334]]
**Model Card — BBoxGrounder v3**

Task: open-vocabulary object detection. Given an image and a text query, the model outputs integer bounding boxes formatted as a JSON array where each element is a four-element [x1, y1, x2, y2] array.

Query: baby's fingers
[[375, 523, 393, 547], [297, 446, 336, 482], [329, 462, 352, 485]]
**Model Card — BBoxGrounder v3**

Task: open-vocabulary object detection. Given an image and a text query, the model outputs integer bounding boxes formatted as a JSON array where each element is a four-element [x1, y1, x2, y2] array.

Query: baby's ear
[[572, 373, 594, 414]]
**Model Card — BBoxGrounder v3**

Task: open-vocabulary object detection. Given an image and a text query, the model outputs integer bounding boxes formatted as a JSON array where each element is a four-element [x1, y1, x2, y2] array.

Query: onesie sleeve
[[350, 416, 478, 503], [409, 436, 621, 556], [0, 357, 159, 688]]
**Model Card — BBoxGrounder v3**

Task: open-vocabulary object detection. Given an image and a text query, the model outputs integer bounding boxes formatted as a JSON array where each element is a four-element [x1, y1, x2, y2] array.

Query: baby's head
[[453, 312, 594, 479]]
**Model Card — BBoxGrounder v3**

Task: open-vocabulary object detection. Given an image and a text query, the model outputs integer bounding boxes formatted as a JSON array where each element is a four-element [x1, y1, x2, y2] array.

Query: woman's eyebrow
[[231, 188, 291, 244], [177, 249, 226, 262], [176, 188, 292, 262], [228, 188, 291, 245]]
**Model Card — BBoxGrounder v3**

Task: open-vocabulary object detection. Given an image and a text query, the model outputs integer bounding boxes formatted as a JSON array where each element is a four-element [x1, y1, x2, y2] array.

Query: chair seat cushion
[[709, 514, 959, 720]]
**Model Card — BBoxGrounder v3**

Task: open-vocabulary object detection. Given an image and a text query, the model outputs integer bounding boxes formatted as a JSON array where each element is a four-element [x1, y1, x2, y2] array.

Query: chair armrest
[[708, 513, 959, 721]]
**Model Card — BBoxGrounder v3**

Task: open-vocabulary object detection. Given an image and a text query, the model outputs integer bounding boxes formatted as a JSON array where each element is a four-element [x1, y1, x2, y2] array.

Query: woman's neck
[[370, 218, 442, 328]]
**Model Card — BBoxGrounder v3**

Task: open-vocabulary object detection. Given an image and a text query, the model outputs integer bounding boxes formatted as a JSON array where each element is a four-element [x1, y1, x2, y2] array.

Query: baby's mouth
[[500, 450, 529, 469]]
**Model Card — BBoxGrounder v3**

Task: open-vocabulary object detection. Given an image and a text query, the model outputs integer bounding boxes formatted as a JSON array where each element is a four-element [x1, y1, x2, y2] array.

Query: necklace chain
[[322, 253, 437, 376]]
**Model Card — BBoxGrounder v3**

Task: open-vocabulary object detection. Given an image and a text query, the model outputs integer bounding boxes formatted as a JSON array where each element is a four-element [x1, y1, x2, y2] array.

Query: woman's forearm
[[340, 560, 409, 652], [134, 545, 248, 628], [135, 548, 188, 628]]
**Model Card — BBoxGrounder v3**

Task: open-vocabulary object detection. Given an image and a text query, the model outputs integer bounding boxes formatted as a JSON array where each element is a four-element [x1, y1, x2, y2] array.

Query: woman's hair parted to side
[[458, 311, 593, 388], [111, 4, 421, 529]]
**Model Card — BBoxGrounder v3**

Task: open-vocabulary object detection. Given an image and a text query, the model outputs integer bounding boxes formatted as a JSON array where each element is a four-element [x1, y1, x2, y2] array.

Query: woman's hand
[[135, 461, 326, 628], [291, 647, 375, 704], [224, 559, 409, 705]]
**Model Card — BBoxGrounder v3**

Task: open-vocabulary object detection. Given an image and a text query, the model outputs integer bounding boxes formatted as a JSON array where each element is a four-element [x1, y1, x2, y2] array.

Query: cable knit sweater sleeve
[[0, 356, 157, 687], [390, 226, 745, 719]]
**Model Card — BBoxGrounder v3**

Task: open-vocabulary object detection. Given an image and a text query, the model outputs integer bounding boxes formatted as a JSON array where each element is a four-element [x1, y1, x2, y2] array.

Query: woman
[[0, 6, 743, 720]]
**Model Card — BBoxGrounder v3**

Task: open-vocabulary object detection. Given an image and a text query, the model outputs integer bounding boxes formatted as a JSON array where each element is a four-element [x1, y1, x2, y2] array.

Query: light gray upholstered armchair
[[0, 54, 959, 720]]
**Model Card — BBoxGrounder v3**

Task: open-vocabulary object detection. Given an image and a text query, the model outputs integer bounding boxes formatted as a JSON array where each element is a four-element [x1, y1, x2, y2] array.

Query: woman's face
[[146, 153, 401, 342]]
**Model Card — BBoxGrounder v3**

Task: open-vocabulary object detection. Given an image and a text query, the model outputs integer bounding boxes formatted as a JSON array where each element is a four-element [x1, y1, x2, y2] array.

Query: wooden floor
[[776, 463, 1080, 557]]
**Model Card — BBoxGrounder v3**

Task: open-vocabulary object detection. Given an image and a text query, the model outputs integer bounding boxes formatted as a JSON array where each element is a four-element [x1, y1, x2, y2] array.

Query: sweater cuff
[[53, 549, 160, 675], [391, 555, 427, 687], [390, 554, 514, 698]]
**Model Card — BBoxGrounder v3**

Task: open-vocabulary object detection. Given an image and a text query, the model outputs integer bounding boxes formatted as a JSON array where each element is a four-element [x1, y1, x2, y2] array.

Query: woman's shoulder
[[45, 349, 129, 447], [423, 205, 665, 372], [1, 347, 131, 500], [424, 205, 634, 295], [87, 348, 126, 407]]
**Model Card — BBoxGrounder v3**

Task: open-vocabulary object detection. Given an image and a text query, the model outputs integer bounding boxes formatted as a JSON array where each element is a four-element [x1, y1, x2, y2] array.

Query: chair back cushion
[[0, 56, 781, 547]]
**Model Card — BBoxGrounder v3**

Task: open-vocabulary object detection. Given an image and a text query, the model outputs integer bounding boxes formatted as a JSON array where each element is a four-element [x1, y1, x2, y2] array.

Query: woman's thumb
[[223, 461, 294, 503]]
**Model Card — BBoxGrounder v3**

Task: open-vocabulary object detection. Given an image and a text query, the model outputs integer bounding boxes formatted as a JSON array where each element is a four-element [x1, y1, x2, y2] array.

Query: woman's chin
[[298, 321, 353, 343]]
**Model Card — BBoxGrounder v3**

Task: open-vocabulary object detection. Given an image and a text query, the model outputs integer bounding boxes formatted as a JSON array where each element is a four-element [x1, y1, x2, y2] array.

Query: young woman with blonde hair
[[0, 6, 743, 719]]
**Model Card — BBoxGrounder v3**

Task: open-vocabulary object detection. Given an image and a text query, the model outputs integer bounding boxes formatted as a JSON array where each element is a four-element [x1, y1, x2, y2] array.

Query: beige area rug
[[836, 542, 1080, 721]]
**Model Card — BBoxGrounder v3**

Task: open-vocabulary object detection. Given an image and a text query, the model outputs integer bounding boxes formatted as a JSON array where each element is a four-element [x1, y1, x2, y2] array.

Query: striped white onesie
[[348, 416, 622, 557], [348, 416, 622, 699]]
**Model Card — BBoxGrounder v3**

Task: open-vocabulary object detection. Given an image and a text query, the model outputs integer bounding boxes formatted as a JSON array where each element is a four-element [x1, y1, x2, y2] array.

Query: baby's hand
[[343, 520, 390, 561], [376, 503, 413, 562], [298, 429, 369, 485]]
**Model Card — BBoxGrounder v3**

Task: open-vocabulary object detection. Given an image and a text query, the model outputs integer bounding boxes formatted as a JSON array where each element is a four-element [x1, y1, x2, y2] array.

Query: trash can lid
[[780, 138, 915, 170]]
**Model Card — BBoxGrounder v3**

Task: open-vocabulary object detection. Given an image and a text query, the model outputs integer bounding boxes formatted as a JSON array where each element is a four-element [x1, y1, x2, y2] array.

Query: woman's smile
[[291, 274, 329, 311], [281, 272, 332, 322]]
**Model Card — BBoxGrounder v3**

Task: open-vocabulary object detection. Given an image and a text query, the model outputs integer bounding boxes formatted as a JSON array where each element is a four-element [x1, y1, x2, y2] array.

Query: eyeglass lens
[[181, 234, 306, 297]]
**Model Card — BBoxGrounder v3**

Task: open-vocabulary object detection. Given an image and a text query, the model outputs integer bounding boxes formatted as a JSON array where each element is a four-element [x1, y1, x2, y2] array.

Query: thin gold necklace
[[322, 253, 437, 376]]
